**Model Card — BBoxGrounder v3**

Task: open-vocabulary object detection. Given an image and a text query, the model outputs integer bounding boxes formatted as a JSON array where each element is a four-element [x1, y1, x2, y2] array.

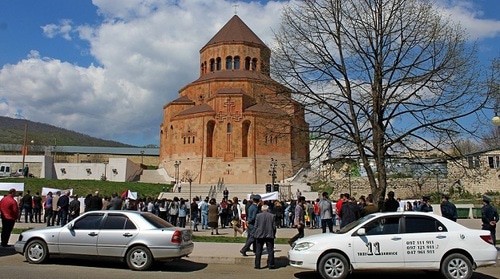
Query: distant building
[[159, 15, 310, 184]]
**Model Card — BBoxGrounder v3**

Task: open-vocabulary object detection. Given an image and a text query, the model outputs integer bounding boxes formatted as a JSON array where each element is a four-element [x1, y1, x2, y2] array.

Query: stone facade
[[320, 149, 500, 200], [159, 16, 310, 185]]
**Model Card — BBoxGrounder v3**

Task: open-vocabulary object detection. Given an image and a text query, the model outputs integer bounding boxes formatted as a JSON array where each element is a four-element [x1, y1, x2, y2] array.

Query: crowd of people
[[1, 187, 498, 253]]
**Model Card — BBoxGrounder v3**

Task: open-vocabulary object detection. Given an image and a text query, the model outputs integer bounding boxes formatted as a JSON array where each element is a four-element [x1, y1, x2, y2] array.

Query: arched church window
[[188, 137, 191, 144], [227, 123, 232, 133], [183, 137, 186, 144], [245, 57, 251, 70], [210, 59, 215, 72], [242, 120, 250, 157], [192, 136, 195, 144], [216, 57, 221, 71], [226, 56, 233, 70], [234, 56, 240, 70], [206, 121, 215, 157], [252, 58, 258, 71]]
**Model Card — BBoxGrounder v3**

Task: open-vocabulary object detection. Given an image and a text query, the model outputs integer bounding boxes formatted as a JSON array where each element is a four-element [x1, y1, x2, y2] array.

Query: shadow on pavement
[[0, 246, 17, 258], [37, 256, 208, 272]]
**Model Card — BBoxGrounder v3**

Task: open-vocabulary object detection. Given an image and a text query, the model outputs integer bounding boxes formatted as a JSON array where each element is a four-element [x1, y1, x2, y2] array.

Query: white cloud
[[0, 0, 498, 147], [41, 19, 74, 41], [0, 0, 288, 146], [435, 0, 500, 40]]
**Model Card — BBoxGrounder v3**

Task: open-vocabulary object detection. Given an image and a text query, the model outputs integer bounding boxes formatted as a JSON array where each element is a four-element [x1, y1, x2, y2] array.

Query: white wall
[[0, 155, 53, 179], [54, 158, 141, 182]]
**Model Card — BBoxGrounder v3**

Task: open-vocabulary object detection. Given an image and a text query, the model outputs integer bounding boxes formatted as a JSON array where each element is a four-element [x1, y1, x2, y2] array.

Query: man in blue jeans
[[198, 197, 209, 230]]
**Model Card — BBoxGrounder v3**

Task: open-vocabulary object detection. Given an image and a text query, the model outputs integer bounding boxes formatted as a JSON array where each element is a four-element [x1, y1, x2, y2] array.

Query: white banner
[[247, 191, 279, 201], [0, 182, 24, 192], [41, 187, 73, 196]]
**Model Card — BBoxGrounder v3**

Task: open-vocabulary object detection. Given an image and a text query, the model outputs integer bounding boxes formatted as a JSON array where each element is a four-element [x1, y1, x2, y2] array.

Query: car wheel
[[25, 239, 49, 264], [318, 252, 349, 279], [126, 246, 153, 271], [441, 253, 473, 279]]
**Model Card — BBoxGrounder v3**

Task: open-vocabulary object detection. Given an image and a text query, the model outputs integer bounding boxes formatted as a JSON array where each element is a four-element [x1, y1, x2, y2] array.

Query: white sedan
[[288, 211, 497, 279]]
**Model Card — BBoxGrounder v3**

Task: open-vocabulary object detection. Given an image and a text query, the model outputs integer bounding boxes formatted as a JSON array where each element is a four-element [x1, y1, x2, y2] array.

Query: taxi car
[[288, 211, 497, 279], [15, 210, 194, 270]]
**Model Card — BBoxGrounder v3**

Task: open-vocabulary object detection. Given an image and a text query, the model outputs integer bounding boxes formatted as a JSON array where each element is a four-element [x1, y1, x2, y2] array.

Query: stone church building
[[159, 15, 309, 185]]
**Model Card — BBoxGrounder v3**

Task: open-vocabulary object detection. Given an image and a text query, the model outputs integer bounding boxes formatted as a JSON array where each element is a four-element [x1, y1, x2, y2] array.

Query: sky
[[0, 0, 499, 147]]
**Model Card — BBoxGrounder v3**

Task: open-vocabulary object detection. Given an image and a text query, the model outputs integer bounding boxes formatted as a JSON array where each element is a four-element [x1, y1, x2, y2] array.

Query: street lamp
[[21, 122, 28, 173], [281, 163, 286, 183], [268, 158, 277, 189], [174, 161, 181, 192], [140, 150, 145, 164]]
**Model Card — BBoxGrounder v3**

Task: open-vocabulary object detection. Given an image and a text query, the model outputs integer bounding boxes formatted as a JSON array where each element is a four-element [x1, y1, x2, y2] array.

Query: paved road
[[2, 218, 498, 279], [0, 249, 499, 279]]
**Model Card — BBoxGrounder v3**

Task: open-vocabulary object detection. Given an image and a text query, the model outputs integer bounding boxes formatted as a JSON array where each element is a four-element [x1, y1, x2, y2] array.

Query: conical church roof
[[202, 15, 268, 49]]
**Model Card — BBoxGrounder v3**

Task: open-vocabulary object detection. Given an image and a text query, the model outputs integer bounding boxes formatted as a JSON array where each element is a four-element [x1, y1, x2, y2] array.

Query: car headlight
[[293, 242, 314, 251]]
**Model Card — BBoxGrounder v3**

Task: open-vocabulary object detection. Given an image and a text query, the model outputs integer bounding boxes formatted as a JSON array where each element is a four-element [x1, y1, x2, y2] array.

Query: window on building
[[245, 57, 251, 70], [226, 56, 232, 70], [216, 57, 221, 71], [467, 156, 480, 168], [210, 59, 215, 72], [488, 156, 500, 169], [251, 58, 258, 70], [234, 56, 240, 69], [227, 123, 232, 133]]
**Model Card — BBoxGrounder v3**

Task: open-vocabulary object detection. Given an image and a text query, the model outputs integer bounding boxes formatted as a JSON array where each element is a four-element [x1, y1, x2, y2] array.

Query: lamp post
[[174, 161, 181, 192], [281, 163, 286, 183], [140, 150, 145, 164], [347, 166, 352, 196], [21, 122, 28, 173], [268, 158, 277, 189]]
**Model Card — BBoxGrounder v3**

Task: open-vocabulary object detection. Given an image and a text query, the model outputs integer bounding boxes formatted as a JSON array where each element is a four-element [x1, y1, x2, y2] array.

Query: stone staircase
[[157, 182, 313, 202], [139, 168, 314, 201]]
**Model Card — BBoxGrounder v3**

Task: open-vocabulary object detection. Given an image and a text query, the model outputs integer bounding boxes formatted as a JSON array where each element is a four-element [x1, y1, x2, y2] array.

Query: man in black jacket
[[440, 195, 457, 221], [57, 191, 70, 226]]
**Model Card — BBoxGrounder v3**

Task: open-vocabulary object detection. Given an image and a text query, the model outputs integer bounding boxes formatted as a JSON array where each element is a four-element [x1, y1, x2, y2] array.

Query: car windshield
[[337, 214, 376, 233], [141, 212, 174, 228]]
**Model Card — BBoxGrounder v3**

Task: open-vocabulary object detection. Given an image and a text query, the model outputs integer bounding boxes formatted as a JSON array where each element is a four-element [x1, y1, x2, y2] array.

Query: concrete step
[[139, 169, 169, 184]]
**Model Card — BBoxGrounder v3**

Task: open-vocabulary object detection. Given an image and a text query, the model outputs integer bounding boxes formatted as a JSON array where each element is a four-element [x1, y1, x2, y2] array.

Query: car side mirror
[[67, 223, 74, 230], [357, 228, 366, 236]]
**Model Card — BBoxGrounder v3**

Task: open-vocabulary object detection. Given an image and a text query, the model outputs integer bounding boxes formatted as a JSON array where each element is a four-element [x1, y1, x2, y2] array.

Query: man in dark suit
[[253, 204, 276, 269]]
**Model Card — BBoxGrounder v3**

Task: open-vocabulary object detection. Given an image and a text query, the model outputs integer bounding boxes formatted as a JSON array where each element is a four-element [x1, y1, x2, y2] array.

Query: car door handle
[[123, 233, 133, 237], [88, 232, 98, 237], [436, 235, 447, 239], [391, 237, 402, 241]]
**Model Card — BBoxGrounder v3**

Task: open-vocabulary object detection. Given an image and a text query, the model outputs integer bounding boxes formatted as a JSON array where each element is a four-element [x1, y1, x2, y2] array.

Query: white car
[[288, 211, 497, 279]]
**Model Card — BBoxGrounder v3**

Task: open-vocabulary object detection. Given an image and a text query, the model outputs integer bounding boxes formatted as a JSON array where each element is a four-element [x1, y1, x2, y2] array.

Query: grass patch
[[0, 177, 172, 198]]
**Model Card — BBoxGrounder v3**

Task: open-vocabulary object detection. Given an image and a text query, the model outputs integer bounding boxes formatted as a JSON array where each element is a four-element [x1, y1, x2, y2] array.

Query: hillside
[[0, 116, 133, 147]]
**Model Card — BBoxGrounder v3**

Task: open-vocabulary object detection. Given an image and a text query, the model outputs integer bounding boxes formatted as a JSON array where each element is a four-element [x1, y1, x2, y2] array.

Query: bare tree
[[482, 58, 500, 149], [271, 0, 489, 205]]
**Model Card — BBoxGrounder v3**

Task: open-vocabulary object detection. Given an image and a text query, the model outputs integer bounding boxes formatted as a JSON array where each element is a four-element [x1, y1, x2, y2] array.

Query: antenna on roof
[[233, 3, 239, 15]]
